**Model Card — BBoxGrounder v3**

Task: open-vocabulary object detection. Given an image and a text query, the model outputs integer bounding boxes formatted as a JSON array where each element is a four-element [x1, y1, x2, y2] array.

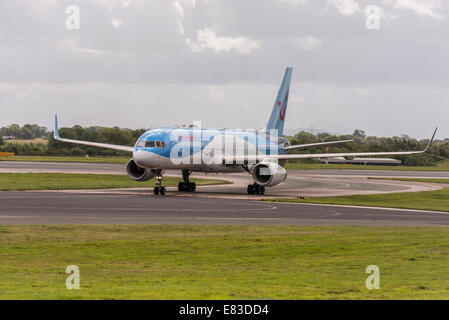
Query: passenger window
[[156, 141, 162, 148]]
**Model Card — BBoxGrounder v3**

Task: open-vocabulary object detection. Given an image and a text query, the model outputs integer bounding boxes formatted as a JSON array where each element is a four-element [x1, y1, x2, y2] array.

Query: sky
[[0, 0, 448, 139]]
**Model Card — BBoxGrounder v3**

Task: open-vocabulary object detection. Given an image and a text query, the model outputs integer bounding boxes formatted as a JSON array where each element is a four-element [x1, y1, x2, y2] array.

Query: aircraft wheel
[[190, 182, 196, 192], [154, 186, 160, 195], [178, 182, 185, 192], [248, 184, 265, 195], [160, 187, 166, 196]]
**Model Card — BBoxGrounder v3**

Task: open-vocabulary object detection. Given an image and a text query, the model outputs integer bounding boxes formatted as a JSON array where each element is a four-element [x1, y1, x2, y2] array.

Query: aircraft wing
[[284, 139, 354, 151], [53, 115, 134, 152], [224, 128, 438, 163]]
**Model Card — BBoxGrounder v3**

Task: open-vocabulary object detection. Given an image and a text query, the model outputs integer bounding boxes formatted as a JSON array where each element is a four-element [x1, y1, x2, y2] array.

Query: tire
[[191, 182, 196, 192], [247, 185, 255, 195], [154, 186, 160, 195], [160, 187, 166, 196], [178, 182, 184, 192], [254, 184, 265, 195]]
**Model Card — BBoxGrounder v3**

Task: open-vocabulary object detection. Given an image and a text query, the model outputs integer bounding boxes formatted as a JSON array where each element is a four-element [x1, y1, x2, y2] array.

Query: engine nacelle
[[251, 161, 287, 187], [126, 159, 157, 181]]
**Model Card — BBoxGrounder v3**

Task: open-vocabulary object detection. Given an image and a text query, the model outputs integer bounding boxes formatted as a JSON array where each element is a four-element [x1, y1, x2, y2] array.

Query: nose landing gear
[[153, 170, 166, 195], [247, 183, 265, 195], [178, 170, 196, 192]]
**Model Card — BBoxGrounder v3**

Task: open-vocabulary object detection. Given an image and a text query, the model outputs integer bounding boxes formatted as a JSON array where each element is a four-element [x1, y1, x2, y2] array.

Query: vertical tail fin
[[265, 67, 292, 137]]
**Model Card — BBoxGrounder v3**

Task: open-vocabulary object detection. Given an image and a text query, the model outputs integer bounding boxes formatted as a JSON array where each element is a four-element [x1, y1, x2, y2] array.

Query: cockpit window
[[145, 141, 166, 148], [136, 140, 145, 148]]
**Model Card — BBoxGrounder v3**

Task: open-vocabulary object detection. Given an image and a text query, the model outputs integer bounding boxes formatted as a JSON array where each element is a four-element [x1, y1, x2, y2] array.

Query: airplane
[[54, 67, 438, 196]]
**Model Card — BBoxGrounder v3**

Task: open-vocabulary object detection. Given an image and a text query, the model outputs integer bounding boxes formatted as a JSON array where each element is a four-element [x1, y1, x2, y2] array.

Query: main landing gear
[[247, 183, 265, 195], [178, 169, 196, 192], [153, 170, 166, 196]]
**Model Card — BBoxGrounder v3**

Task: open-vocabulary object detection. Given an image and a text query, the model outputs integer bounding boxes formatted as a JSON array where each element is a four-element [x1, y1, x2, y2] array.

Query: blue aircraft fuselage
[[132, 127, 290, 172]]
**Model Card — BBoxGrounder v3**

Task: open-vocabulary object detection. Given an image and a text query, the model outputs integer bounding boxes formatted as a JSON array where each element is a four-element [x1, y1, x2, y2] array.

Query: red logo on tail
[[278, 101, 285, 121]]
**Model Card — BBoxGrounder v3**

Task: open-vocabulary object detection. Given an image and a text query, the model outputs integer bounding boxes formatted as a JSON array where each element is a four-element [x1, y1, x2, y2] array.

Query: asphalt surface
[[1, 191, 449, 226], [0, 161, 448, 226]]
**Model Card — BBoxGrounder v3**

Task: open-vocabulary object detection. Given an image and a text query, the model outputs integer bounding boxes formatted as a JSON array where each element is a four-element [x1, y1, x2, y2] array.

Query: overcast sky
[[0, 0, 448, 138]]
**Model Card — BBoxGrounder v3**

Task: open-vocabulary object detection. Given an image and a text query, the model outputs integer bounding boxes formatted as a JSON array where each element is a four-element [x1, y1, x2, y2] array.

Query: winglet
[[424, 127, 438, 152], [54, 114, 60, 140]]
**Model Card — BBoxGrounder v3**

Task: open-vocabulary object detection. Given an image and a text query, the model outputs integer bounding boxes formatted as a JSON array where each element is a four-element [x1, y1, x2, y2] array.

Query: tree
[[353, 129, 366, 139]]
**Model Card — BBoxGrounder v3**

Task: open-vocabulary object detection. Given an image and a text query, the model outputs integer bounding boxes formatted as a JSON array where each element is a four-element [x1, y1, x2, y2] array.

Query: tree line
[[0, 125, 146, 157], [0, 124, 48, 140], [289, 129, 449, 166]]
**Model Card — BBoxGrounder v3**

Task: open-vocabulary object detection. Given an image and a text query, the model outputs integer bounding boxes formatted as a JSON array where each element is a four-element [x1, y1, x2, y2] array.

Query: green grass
[[2, 225, 449, 299], [284, 160, 449, 172], [0, 173, 227, 191], [368, 177, 449, 184], [0, 155, 129, 163], [3, 138, 49, 145], [264, 188, 449, 213]]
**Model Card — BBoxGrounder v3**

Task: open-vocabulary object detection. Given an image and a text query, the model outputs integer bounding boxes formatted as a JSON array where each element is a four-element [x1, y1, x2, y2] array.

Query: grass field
[[2, 138, 49, 145], [0, 155, 129, 163], [368, 177, 449, 184], [265, 188, 449, 213], [0, 173, 227, 191], [1, 225, 449, 299]]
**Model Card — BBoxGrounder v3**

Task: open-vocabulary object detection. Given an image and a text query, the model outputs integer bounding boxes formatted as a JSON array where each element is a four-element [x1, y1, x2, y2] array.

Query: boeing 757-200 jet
[[54, 67, 438, 195]]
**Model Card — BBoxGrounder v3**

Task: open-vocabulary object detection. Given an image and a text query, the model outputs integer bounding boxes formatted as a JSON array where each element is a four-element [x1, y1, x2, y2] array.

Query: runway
[[1, 191, 449, 226], [0, 161, 448, 226]]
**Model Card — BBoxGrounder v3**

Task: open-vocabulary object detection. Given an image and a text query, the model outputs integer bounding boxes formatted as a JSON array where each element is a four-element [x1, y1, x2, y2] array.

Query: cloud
[[111, 18, 124, 28], [173, 1, 259, 54], [328, 0, 361, 15], [186, 28, 261, 54], [173, 1, 185, 18], [61, 38, 104, 54], [383, 0, 443, 19], [290, 36, 323, 50], [0, 83, 18, 92]]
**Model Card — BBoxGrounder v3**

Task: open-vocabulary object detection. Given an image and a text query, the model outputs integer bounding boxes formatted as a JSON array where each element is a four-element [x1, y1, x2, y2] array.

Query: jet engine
[[251, 161, 287, 187], [126, 159, 157, 181]]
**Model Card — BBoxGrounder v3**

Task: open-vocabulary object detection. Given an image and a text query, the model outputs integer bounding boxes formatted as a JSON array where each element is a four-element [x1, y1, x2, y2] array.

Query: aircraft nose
[[133, 150, 145, 166]]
